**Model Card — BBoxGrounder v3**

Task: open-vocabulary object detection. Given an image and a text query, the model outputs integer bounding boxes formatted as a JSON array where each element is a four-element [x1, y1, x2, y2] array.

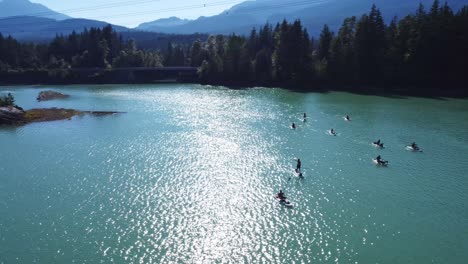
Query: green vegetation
[[0, 0, 467, 95], [0, 93, 15, 107], [0, 25, 165, 70], [23, 108, 80, 123], [190, 0, 468, 94], [112, 39, 163, 68]]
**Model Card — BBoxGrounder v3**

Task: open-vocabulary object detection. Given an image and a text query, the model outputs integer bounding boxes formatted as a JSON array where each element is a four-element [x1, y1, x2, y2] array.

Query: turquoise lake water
[[1, 85, 467, 263]]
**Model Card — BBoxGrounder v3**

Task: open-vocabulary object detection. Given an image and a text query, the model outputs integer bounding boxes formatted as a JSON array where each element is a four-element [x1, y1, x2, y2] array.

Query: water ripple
[[1, 85, 468, 263]]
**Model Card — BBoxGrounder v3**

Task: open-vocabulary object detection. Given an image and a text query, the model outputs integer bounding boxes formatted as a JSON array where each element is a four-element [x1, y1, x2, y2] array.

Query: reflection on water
[[1, 85, 468, 263]]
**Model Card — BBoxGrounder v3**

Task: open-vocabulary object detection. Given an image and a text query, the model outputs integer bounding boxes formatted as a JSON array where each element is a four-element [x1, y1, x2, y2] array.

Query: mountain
[[2, 0, 467, 42], [0, 0, 70, 20], [136, 0, 468, 35], [138, 17, 191, 31], [0, 15, 208, 51], [0, 16, 128, 41]]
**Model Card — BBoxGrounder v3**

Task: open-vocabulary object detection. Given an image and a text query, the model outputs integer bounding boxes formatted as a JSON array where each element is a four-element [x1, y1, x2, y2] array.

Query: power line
[[0, 0, 241, 28], [87, 0, 241, 20], [96, 0, 327, 21], [0, 0, 326, 35], [221, 0, 326, 17], [2, 0, 163, 18]]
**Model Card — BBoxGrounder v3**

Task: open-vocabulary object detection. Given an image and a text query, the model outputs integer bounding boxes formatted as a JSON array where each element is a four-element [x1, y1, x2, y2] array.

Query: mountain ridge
[[0, 16, 128, 41], [136, 0, 468, 35], [0, 0, 70, 20], [138, 17, 191, 31], [1, 0, 468, 41]]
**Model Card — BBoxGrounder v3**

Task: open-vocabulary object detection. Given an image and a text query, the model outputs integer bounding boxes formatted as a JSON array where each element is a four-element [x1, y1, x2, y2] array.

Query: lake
[[1, 84, 467, 263]]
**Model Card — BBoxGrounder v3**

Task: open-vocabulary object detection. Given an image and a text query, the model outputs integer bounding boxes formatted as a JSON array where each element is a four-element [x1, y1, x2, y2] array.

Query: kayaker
[[376, 155, 387, 165], [376, 155, 382, 162], [374, 139, 384, 147], [277, 190, 286, 200]]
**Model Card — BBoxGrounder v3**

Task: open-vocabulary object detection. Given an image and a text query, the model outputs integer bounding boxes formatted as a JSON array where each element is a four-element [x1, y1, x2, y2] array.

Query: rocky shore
[[37, 90, 69, 101], [0, 106, 25, 125], [0, 106, 122, 125]]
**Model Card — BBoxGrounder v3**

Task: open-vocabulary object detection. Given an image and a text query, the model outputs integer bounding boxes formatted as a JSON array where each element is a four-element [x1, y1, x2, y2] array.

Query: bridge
[[71, 67, 199, 83], [0, 67, 199, 85]]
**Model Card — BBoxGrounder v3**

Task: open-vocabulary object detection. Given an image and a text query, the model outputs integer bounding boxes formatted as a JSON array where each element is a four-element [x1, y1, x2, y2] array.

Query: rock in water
[[1, 106, 123, 126], [0, 106, 25, 125], [37, 91, 69, 101]]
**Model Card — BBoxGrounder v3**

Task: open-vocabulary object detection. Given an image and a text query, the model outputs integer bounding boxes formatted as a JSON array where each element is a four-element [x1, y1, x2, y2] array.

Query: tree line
[[0, 25, 172, 70], [0, 24, 196, 71], [1, 0, 467, 94], [189, 0, 468, 94], [0, 93, 15, 107]]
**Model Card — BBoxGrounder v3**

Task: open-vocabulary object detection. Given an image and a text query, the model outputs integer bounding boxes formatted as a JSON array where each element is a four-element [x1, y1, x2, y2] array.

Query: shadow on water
[[3, 83, 466, 100], [214, 82, 464, 100], [0, 124, 25, 134], [286, 87, 456, 100]]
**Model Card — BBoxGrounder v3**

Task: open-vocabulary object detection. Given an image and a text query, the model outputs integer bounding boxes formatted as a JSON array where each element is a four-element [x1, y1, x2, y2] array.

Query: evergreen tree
[[1, 1, 468, 94], [329, 17, 357, 81], [254, 48, 273, 84], [224, 34, 245, 78], [354, 5, 387, 84], [246, 28, 258, 58], [164, 42, 174, 66], [318, 24, 333, 61], [190, 40, 205, 67], [0, 93, 15, 107]]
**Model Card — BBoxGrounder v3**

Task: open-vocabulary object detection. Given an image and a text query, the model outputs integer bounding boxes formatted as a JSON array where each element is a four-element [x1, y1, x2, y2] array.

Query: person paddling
[[374, 139, 384, 147], [345, 115, 350, 121], [277, 190, 286, 200], [375, 155, 388, 165]]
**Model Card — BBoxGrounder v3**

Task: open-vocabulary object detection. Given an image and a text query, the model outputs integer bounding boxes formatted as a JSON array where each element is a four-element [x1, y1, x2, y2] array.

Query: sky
[[31, 0, 247, 27]]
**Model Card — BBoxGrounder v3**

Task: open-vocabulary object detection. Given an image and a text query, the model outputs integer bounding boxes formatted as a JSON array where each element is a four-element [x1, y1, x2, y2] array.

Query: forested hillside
[[190, 1, 468, 94], [1, 1, 467, 95]]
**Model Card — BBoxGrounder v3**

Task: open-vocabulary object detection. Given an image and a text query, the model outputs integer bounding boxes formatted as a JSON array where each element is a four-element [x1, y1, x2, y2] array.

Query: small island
[[37, 90, 69, 101], [0, 93, 122, 125]]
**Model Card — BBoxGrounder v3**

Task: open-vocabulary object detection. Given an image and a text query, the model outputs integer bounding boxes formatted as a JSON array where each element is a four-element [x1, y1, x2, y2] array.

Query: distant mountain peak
[[137, 16, 192, 31], [0, 0, 70, 20], [134, 0, 468, 35], [166, 16, 185, 20], [3, 0, 30, 2], [0, 16, 129, 41]]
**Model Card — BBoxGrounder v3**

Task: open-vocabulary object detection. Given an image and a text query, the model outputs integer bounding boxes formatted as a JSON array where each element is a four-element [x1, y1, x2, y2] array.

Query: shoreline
[[1, 81, 466, 99], [0, 107, 123, 126], [197, 79, 468, 99]]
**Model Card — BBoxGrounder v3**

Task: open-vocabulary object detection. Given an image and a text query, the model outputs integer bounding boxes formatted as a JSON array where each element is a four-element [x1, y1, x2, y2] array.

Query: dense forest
[[120, 31, 207, 52], [0, 0, 467, 95], [191, 0, 468, 94], [0, 93, 15, 107], [0, 25, 193, 70]]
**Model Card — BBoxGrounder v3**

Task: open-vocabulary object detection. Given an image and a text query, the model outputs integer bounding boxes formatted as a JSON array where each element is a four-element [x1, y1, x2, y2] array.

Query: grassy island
[[0, 93, 122, 125]]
